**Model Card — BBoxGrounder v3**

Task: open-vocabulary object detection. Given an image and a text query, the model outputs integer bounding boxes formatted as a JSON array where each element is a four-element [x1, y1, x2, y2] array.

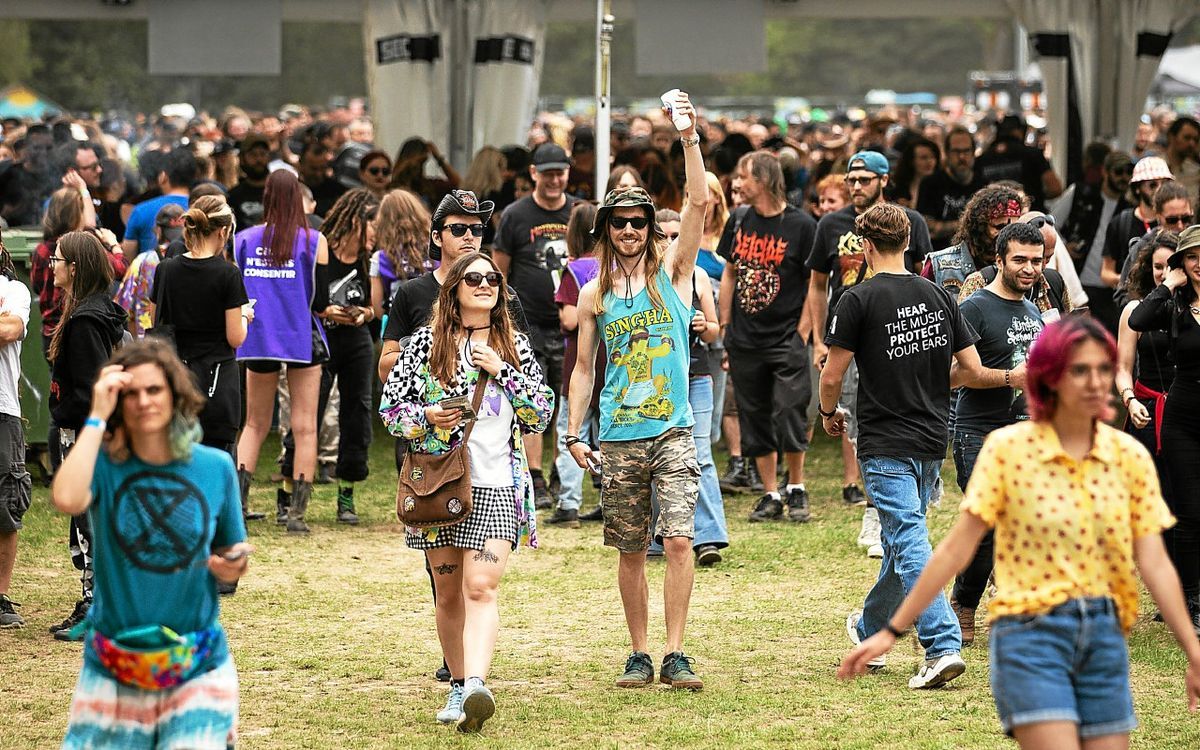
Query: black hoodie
[[50, 292, 127, 431]]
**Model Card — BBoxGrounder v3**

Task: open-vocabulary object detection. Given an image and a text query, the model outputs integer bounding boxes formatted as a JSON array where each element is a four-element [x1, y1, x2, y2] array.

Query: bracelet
[[680, 134, 700, 148], [84, 416, 106, 432], [884, 622, 908, 638], [1004, 369, 1011, 387], [818, 404, 837, 419], [564, 435, 583, 447]]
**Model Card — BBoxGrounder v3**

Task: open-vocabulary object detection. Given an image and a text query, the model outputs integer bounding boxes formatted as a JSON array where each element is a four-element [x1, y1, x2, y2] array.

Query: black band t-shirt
[[717, 204, 816, 350], [825, 272, 978, 459], [955, 289, 1043, 436], [495, 194, 577, 329]]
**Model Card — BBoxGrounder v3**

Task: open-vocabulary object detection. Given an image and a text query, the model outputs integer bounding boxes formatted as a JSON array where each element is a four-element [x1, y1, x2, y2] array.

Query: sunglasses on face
[[846, 175, 880, 187], [1027, 215, 1056, 229], [444, 223, 485, 238], [1163, 213, 1194, 226], [609, 215, 649, 230], [462, 271, 502, 288], [366, 167, 391, 177]]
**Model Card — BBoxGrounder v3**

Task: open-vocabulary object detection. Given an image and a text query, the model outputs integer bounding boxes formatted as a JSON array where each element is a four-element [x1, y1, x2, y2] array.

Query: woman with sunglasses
[[47, 231, 128, 640], [380, 252, 553, 733], [370, 188, 434, 322], [841, 316, 1200, 748], [1130, 224, 1200, 630], [358, 150, 393, 198]]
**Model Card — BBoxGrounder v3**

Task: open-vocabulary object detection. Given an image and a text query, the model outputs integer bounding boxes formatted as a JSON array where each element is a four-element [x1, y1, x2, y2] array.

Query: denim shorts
[[989, 597, 1136, 738]]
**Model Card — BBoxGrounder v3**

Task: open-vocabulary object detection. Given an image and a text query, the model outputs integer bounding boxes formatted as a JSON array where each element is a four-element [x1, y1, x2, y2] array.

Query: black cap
[[429, 190, 495, 261], [532, 142, 570, 172]]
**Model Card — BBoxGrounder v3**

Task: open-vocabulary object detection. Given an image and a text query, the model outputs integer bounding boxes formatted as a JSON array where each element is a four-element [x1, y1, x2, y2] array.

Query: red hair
[[1025, 317, 1117, 421], [261, 170, 311, 266]]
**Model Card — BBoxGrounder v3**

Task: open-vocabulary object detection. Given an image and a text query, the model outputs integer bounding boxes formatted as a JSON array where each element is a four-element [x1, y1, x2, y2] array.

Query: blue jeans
[[989, 598, 1134, 738], [553, 403, 598, 511], [856, 456, 961, 659], [649, 375, 727, 553], [952, 431, 994, 608]]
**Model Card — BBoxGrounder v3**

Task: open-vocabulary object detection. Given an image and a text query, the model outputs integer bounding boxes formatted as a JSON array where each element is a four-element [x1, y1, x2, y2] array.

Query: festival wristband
[[884, 622, 908, 638], [818, 405, 837, 419], [84, 416, 106, 432], [1004, 369, 1011, 387], [564, 435, 583, 447]]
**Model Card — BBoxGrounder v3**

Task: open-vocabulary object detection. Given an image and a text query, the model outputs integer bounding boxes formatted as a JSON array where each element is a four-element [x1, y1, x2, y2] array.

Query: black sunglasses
[[846, 175, 880, 186], [444, 223, 486, 238], [462, 271, 502, 288], [1027, 215, 1056, 229], [609, 215, 649, 230], [366, 167, 391, 177], [1163, 213, 1194, 225]]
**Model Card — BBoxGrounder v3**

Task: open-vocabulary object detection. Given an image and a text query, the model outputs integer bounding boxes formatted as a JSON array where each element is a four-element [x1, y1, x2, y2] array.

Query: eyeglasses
[[846, 175, 880, 187], [609, 215, 649, 230], [366, 167, 391, 177], [444, 223, 485, 238], [462, 271, 502, 288], [1027, 215, 1056, 229], [1163, 213, 1194, 226], [49, 255, 70, 266]]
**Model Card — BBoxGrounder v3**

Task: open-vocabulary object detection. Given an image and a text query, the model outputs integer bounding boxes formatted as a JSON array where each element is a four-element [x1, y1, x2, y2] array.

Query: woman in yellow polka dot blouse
[[840, 316, 1200, 749]]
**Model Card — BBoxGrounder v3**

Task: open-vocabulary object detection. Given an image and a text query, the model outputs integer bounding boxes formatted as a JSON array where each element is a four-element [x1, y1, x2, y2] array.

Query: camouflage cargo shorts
[[600, 427, 699, 553]]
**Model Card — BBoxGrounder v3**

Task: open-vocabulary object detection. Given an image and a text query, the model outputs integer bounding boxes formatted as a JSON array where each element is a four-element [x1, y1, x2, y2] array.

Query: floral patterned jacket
[[379, 326, 555, 548]]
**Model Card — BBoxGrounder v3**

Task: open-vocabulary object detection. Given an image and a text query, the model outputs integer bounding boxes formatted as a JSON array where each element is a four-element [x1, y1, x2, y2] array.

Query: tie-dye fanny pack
[[90, 623, 222, 690]]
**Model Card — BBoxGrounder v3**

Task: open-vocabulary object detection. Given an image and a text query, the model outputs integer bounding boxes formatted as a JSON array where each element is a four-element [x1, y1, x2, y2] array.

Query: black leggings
[[1161, 379, 1200, 597]]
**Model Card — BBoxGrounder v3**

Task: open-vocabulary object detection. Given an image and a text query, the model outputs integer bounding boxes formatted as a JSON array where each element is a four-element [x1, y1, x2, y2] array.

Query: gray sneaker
[[908, 653, 966, 690], [0, 594, 24, 628], [436, 683, 464, 724], [615, 651, 654, 687], [456, 678, 495, 733]]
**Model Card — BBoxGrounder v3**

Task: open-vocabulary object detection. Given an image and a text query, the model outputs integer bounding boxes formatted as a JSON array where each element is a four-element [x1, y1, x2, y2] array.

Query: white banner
[[468, 0, 550, 151], [363, 0, 450, 159]]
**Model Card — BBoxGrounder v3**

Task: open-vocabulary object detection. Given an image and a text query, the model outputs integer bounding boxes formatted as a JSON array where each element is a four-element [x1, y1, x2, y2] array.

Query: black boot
[[745, 462, 765, 493], [287, 477, 312, 534], [276, 486, 291, 525], [579, 504, 604, 522], [336, 484, 359, 525], [719, 457, 748, 492], [238, 466, 265, 521]]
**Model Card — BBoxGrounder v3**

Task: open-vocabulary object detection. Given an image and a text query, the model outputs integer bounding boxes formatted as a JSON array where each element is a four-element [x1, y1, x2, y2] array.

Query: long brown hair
[[427, 253, 520, 387], [375, 188, 431, 279], [43, 187, 86, 241], [591, 224, 668, 316], [262, 170, 311, 266], [102, 338, 207, 463], [48, 231, 114, 361]]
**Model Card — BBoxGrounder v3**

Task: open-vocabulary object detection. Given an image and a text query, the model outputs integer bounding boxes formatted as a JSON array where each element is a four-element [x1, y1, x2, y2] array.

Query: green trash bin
[[4, 226, 52, 482]]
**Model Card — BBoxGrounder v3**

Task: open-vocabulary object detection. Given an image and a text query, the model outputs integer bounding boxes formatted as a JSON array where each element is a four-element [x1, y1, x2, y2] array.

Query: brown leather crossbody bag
[[396, 372, 489, 528]]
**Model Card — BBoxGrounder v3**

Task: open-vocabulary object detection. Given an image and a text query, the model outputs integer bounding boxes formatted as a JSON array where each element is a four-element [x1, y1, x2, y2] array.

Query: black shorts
[[0, 414, 31, 533], [243, 359, 322, 374], [527, 323, 564, 397]]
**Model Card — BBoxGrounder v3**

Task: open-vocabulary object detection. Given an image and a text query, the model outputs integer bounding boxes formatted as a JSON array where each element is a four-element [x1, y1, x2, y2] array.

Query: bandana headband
[[989, 199, 1023, 221]]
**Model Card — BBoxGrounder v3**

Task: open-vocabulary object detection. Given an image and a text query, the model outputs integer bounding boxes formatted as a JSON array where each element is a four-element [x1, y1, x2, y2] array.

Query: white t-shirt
[[0, 276, 31, 418], [460, 355, 514, 488]]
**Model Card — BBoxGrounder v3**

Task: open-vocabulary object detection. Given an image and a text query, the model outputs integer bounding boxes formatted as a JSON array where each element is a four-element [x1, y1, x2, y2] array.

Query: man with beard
[[1051, 150, 1133, 302], [226, 134, 272, 230], [719, 151, 816, 523], [918, 127, 982, 248], [976, 114, 1063, 212], [806, 151, 933, 558], [948, 222, 1044, 645], [922, 185, 1024, 299]]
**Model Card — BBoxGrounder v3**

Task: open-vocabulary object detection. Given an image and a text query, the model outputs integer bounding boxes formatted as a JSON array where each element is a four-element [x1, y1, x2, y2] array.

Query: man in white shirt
[[0, 232, 32, 629]]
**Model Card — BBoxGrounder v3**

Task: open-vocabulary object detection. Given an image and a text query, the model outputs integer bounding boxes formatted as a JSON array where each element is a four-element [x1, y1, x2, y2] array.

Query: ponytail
[[182, 195, 235, 252]]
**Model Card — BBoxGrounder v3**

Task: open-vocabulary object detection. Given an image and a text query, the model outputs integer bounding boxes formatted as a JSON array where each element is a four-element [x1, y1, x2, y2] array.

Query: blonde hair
[[703, 171, 728, 239], [592, 231, 668, 316], [182, 195, 235, 251], [376, 188, 432, 280], [462, 146, 506, 198]]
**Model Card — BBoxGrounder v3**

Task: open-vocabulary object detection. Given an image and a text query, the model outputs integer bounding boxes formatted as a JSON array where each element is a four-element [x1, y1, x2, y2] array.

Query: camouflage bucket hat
[[590, 186, 665, 240]]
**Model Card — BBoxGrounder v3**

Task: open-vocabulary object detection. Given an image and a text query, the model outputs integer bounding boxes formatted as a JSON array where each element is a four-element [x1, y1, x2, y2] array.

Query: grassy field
[[3, 427, 1199, 749]]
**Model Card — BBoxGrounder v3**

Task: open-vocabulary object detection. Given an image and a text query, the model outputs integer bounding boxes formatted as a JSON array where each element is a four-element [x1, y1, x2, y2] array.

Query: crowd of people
[[1, 89, 1200, 746]]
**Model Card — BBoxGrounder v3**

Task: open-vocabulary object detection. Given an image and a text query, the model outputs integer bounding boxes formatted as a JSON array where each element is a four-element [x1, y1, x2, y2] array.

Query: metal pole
[[595, 0, 613, 199]]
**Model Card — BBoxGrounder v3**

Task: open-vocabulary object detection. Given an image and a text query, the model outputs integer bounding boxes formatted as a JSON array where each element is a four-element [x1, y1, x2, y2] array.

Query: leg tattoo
[[434, 563, 459, 575], [472, 548, 500, 564]]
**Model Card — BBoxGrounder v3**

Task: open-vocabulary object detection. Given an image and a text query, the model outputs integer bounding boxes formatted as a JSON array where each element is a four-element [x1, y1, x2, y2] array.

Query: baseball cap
[[1169, 224, 1200, 270], [155, 203, 185, 242], [847, 150, 890, 176], [532, 143, 570, 172], [1130, 156, 1173, 184]]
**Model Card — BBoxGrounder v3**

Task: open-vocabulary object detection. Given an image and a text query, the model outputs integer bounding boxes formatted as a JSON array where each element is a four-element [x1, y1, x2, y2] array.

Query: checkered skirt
[[405, 485, 518, 551]]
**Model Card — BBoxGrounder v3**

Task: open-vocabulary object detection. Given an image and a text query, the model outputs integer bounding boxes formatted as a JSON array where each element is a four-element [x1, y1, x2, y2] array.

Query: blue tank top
[[597, 268, 694, 441]]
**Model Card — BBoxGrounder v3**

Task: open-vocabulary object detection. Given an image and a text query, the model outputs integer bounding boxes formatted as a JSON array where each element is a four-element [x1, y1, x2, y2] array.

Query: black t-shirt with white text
[[717, 205, 816, 349], [495, 195, 578, 329], [955, 289, 1043, 436], [825, 272, 978, 459]]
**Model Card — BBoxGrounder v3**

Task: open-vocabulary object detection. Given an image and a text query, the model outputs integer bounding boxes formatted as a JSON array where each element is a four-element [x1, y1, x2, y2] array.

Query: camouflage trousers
[[600, 427, 699, 552]]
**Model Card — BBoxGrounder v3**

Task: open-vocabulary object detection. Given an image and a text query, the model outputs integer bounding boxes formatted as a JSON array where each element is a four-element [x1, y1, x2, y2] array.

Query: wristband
[[818, 404, 837, 419], [883, 622, 908, 638], [1004, 369, 1011, 387], [564, 435, 583, 447], [680, 134, 700, 148], [84, 416, 106, 432]]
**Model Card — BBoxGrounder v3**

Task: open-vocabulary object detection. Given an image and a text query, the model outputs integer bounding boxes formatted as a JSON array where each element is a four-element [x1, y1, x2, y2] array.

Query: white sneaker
[[867, 543, 884, 559], [845, 611, 886, 669], [857, 507, 881, 548], [456, 678, 495, 733], [929, 475, 944, 507], [907, 652, 966, 690], [436, 683, 464, 724]]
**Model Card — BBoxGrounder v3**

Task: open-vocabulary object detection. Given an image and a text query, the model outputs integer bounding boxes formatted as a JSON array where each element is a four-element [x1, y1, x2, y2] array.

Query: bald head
[[1019, 211, 1058, 263]]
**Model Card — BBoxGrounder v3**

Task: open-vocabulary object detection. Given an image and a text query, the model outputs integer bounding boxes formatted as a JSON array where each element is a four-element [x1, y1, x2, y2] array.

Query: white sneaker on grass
[[845, 611, 886, 669], [456, 678, 495, 733], [436, 683, 464, 724], [867, 543, 884, 559], [908, 652, 966, 689], [858, 507, 881, 548]]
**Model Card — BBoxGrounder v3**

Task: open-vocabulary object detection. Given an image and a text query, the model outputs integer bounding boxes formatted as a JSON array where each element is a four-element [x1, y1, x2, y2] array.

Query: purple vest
[[234, 225, 326, 362]]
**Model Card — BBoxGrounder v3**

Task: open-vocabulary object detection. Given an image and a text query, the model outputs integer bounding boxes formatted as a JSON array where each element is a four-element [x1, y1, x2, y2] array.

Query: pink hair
[[1025, 317, 1117, 421]]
